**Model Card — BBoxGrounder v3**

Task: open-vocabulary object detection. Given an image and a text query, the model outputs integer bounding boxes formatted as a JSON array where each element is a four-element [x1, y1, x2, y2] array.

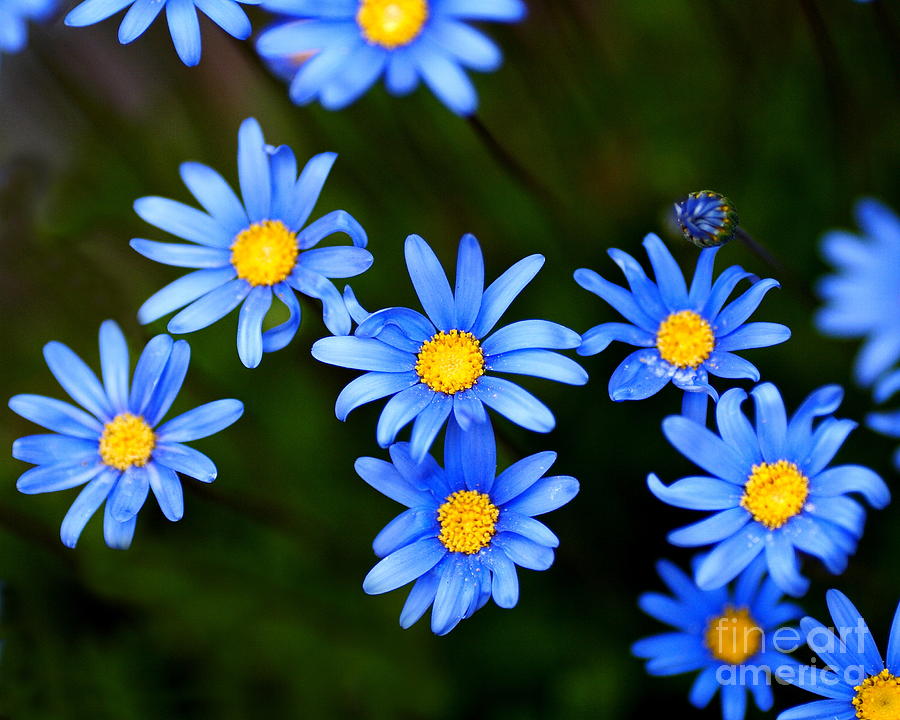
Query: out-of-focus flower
[[868, 368, 900, 471], [649, 383, 890, 596], [0, 0, 57, 65], [312, 233, 586, 462], [255, 0, 526, 115], [132, 117, 371, 368], [359, 416, 578, 634], [9, 321, 243, 549]]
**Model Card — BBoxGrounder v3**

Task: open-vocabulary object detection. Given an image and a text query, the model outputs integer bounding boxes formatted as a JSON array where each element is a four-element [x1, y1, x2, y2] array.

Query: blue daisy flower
[[311, 233, 587, 463], [131, 117, 371, 368], [634, 557, 802, 720], [8, 321, 243, 549], [868, 368, 900, 471], [816, 198, 900, 387], [574, 233, 790, 420], [648, 382, 890, 597], [359, 415, 578, 635], [255, 0, 526, 115], [777, 589, 900, 720], [65, 0, 261, 67], [0, 0, 57, 64]]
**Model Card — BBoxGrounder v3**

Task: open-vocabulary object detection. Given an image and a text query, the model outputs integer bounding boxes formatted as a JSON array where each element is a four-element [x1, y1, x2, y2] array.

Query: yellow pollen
[[437, 490, 499, 554], [853, 669, 900, 720], [98, 413, 155, 471], [230, 220, 299, 287], [416, 330, 485, 395], [741, 460, 810, 530], [357, 0, 429, 49], [704, 606, 762, 665], [656, 310, 715, 368]]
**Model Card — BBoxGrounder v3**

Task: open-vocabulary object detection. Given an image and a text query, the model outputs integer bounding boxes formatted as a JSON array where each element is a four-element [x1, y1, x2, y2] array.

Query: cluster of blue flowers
[[582, 196, 894, 720]]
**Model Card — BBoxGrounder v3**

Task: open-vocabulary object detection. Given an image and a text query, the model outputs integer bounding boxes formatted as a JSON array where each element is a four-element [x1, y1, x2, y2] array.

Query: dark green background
[[1, 1, 898, 717]]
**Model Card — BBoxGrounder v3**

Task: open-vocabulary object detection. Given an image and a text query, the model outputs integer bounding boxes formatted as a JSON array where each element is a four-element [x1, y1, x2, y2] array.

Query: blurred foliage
[[0, 0, 898, 717]]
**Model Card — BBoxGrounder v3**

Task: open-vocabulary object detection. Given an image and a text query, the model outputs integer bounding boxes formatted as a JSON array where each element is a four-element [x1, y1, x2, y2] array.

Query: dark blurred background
[[1, 1, 898, 717]]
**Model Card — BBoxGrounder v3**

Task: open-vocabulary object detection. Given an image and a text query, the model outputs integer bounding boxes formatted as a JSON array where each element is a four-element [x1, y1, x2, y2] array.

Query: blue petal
[[408, 396, 453, 463], [787, 385, 844, 457], [717, 322, 791, 352], [237, 285, 273, 368], [784, 515, 848, 575], [642, 233, 687, 308], [573, 267, 657, 332], [119, 0, 164, 45], [403, 234, 456, 331], [376, 384, 434, 447], [473, 376, 555, 432], [386, 51, 419, 95], [194, 0, 251, 38], [702, 266, 753, 318], [372, 508, 437, 558], [411, 41, 477, 116], [179, 161, 248, 237], [389, 442, 451, 497], [472, 254, 545, 338], [143, 339, 190, 426], [688, 248, 719, 305], [576, 322, 654, 357], [855, 328, 900, 387], [451, 388, 487, 430], [493, 532, 554, 570], [297, 209, 367, 250], [362, 537, 447, 594], [752, 383, 788, 462], [714, 278, 781, 335], [167, 278, 251, 334], [501, 475, 578, 516], [399, 567, 441, 628], [128, 334, 174, 416], [354, 456, 435, 507], [694, 526, 766, 589], [135, 195, 230, 247], [262, 283, 302, 353], [488, 349, 588, 385], [152, 442, 218, 483], [103, 501, 137, 549], [59, 468, 118, 548], [688, 667, 720, 709], [443, 414, 495, 492], [783, 665, 855, 700], [12, 434, 98, 465], [638, 592, 693, 631], [108, 465, 150, 522], [778, 700, 856, 720], [812, 465, 889, 509], [335, 370, 420, 421], [138, 267, 236, 325], [267, 145, 298, 221], [440, 0, 526, 21], [130, 239, 230, 269], [321, 43, 389, 109], [483, 319, 581, 355], [65, 0, 132, 26], [496, 511, 558, 547], [646, 474, 742, 510], [484, 546, 519, 608], [765, 531, 809, 597], [156, 399, 244, 442], [721, 684, 747, 720], [806, 496, 865, 535], [666, 507, 751, 546], [99, 320, 130, 412], [289, 266, 351, 335], [607, 247, 667, 320], [285, 151, 338, 231], [297, 246, 373, 278], [43, 341, 113, 421], [705, 351, 760, 381], [491, 451, 556, 506], [451, 233, 484, 332], [608, 348, 673, 401], [147, 462, 184, 522], [887, 598, 900, 674], [662, 415, 748, 483], [825, 589, 884, 676], [430, 554, 472, 635], [312, 336, 415, 371], [715, 388, 761, 467], [801, 418, 857, 476], [237, 118, 271, 221], [17, 459, 105, 495], [286, 38, 360, 105], [429, 19, 501, 71], [8, 394, 103, 439], [800, 617, 865, 679], [681, 390, 708, 425]]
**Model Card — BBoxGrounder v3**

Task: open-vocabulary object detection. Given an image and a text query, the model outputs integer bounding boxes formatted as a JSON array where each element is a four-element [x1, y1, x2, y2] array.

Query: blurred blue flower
[[65, 0, 261, 67], [816, 198, 900, 387], [868, 368, 900, 471], [649, 382, 890, 597], [674, 191, 739, 248], [312, 233, 586, 462], [574, 233, 790, 407], [255, 0, 526, 115], [634, 558, 802, 720], [777, 590, 900, 720], [0, 0, 57, 63], [359, 416, 578, 635], [132, 117, 371, 368], [9, 321, 243, 549]]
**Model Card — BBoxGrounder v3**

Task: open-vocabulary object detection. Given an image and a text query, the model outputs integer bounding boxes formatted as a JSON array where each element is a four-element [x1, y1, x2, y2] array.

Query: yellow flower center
[[230, 220, 299, 287], [357, 0, 429, 49], [854, 670, 900, 720], [704, 606, 762, 665], [656, 310, 715, 368], [98, 413, 156, 471], [437, 490, 499, 554], [740, 460, 810, 530], [416, 330, 485, 395]]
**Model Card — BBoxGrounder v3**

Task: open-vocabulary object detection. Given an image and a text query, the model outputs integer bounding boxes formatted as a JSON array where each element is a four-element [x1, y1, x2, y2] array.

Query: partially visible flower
[[255, 0, 526, 115], [9, 321, 243, 549], [312, 233, 586, 462], [132, 117, 371, 368], [777, 590, 900, 720], [868, 368, 900, 470], [574, 233, 790, 405], [65, 0, 261, 67], [674, 191, 739, 248], [649, 382, 890, 597], [359, 416, 578, 635], [0, 0, 57, 64], [815, 198, 900, 387], [634, 557, 802, 720]]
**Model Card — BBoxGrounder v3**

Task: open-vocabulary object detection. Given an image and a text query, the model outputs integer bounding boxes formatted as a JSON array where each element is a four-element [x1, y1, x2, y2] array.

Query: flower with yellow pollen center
[[853, 669, 900, 720], [230, 220, 299, 287], [437, 490, 499, 554], [656, 310, 715, 368], [357, 0, 429, 49], [740, 460, 810, 530], [98, 413, 156, 471], [416, 330, 485, 395], [704, 606, 762, 665]]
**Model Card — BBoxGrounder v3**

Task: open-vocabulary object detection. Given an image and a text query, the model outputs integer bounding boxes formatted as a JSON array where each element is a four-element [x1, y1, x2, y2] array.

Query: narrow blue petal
[[766, 531, 809, 597], [666, 507, 751, 546], [705, 351, 760, 381], [9, 394, 103, 439], [787, 385, 844, 457], [855, 328, 900, 387], [356, 454, 436, 508], [720, 684, 747, 720], [806, 496, 865, 535], [389, 442, 450, 497], [103, 501, 137, 549], [128, 334, 174, 416], [399, 568, 441, 628], [573, 267, 657, 332], [118, 0, 165, 44], [108, 465, 150, 522], [130, 239, 230, 269], [262, 283, 302, 353], [283, 151, 338, 231], [403, 234, 456, 331], [825, 589, 884, 675], [320, 43, 388, 109], [237, 285, 273, 368], [372, 508, 437, 558], [12, 434, 98, 465], [65, 0, 131, 26], [138, 267, 236, 325], [451, 389, 487, 430], [297, 246, 373, 278], [638, 592, 694, 631], [297, 209, 367, 250], [483, 319, 581, 356], [717, 322, 791, 352], [356, 307, 434, 343], [43, 341, 114, 421], [152, 442, 218, 483], [290, 266, 351, 335], [647, 474, 742, 510], [681, 390, 708, 425], [801, 418, 857, 476], [607, 247, 667, 320], [143, 339, 190, 426], [501, 475, 578, 516], [430, 554, 468, 635], [335, 371, 419, 421], [496, 511, 558, 547], [695, 526, 765, 589], [440, 0, 526, 21], [488, 349, 587, 385], [493, 532, 554, 570], [408, 396, 453, 463], [473, 376, 555, 432], [59, 468, 118, 548], [146, 462, 184, 521], [194, 0, 251, 38], [386, 51, 419, 95], [608, 348, 673, 401], [812, 465, 889, 508], [778, 700, 856, 720], [156, 399, 243, 442], [688, 667, 720, 709], [491, 451, 556, 506], [714, 278, 781, 335], [576, 322, 654, 357], [887, 598, 900, 674], [135, 195, 228, 246], [662, 415, 748, 483], [99, 320, 130, 412], [430, 19, 501, 71], [800, 617, 865, 679], [376, 384, 434, 447], [642, 233, 688, 308], [237, 118, 271, 221], [715, 388, 762, 467], [267, 145, 298, 221], [702, 265, 753, 318], [17, 460, 105, 495], [412, 42, 477, 116], [179, 161, 248, 237], [287, 38, 360, 106], [472, 254, 545, 338], [783, 515, 849, 574], [167, 278, 251, 334], [443, 414, 495, 492], [451, 233, 485, 332], [484, 547, 519, 608], [688, 248, 719, 305], [363, 537, 447, 594], [312, 336, 415, 372], [752, 383, 788, 462]]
